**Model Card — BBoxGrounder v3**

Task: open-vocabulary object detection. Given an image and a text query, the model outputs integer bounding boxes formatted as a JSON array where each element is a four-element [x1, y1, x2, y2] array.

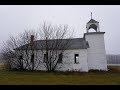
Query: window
[[19, 55, 23, 60], [58, 53, 63, 63], [74, 54, 79, 64], [31, 54, 34, 63], [44, 54, 47, 63]]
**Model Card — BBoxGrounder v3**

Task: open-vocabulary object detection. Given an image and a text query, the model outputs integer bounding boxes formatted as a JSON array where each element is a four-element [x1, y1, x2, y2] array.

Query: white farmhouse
[[14, 17, 108, 72]]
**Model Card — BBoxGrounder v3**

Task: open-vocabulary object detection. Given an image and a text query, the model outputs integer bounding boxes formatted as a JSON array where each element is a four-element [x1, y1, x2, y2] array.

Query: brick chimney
[[30, 35, 34, 43]]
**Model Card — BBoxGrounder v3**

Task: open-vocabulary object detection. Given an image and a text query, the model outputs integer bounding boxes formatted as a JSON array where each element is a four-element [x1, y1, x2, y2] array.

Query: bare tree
[[1, 30, 38, 71], [1, 22, 74, 72], [38, 22, 74, 71]]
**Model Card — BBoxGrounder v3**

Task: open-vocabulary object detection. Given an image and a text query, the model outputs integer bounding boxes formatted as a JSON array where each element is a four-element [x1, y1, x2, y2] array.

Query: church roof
[[87, 19, 99, 24], [14, 38, 89, 50]]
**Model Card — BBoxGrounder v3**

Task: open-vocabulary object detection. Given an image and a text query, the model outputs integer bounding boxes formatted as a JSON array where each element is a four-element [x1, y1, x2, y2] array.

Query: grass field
[[0, 66, 120, 85]]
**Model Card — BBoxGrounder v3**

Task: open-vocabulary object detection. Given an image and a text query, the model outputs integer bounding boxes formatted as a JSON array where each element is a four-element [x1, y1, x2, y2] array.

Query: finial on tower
[[86, 12, 100, 33], [91, 12, 92, 19]]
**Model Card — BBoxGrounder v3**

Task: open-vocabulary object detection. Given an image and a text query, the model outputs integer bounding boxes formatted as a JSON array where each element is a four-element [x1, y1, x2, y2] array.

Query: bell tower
[[84, 13, 107, 71], [86, 12, 100, 33]]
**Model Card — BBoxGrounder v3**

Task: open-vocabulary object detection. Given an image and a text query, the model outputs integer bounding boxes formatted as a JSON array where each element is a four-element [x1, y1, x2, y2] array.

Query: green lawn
[[0, 66, 120, 85]]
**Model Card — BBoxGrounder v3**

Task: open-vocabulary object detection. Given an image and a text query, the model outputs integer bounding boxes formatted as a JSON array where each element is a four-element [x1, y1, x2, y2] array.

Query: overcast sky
[[0, 5, 120, 54]]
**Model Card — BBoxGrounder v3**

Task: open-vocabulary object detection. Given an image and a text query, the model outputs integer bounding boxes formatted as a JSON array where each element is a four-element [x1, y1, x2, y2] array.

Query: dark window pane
[[74, 54, 79, 64], [31, 54, 34, 63], [44, 54, 47, 63], [19, 55, 23, 60], [58, 53, 62, 63]]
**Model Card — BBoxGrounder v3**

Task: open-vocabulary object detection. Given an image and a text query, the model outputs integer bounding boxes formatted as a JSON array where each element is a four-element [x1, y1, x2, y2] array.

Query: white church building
[[15, 17, 108, 72]]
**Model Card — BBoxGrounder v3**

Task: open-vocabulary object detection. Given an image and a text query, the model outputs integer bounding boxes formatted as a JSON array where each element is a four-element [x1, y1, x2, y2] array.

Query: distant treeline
[[107, 54, 120, 64]]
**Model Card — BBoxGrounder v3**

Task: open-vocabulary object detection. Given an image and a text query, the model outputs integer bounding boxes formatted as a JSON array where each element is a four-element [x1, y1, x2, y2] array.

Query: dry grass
[[0, 63, 7, 70], [0, 66, 119, 85]]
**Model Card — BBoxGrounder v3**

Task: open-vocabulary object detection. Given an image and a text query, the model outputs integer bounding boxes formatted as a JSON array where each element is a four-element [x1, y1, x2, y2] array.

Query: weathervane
[[91, 12, 92, 19]]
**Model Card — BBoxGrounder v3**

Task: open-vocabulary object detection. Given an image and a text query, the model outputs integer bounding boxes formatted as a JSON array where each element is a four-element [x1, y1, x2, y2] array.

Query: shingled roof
[[14, 38, 89, 50], [87, 19, 99, 24]]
